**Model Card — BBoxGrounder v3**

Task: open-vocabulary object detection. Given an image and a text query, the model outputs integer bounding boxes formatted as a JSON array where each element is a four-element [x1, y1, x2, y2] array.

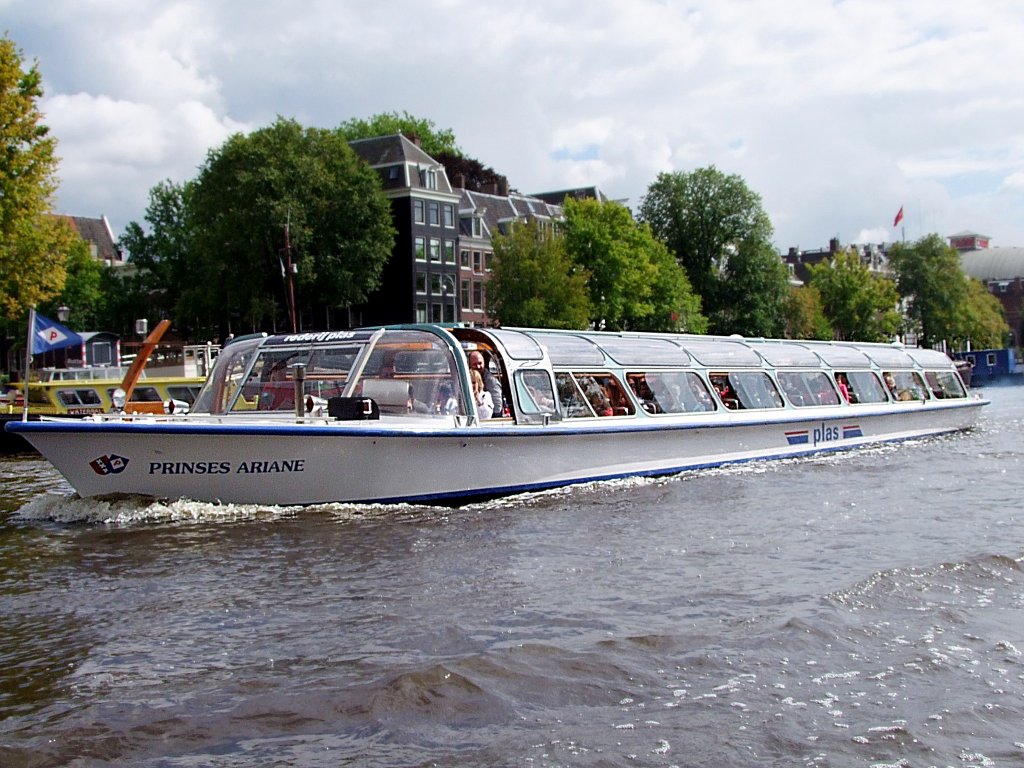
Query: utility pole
[[284, 214, 298, 333]]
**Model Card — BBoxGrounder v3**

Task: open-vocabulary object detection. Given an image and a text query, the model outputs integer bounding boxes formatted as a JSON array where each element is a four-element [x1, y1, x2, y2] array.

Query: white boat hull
[[9, 400, 984, 505]]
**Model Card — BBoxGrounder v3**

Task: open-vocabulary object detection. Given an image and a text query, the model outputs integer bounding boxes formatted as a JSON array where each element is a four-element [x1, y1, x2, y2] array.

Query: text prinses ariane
[[148, 459, 306, 475]]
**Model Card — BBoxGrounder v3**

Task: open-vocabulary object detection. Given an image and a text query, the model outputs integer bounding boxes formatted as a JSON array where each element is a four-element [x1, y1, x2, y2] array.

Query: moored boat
[[6, 324, 987, 504], [1, 343, 216, 453]]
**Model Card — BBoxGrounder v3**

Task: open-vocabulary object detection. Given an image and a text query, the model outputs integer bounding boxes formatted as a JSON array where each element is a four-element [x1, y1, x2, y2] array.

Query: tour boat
[[6, 324, 987, 505]]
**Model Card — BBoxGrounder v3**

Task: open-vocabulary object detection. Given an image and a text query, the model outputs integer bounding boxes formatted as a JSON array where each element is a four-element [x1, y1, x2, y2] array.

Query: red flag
[[893, 206, 904, 227]]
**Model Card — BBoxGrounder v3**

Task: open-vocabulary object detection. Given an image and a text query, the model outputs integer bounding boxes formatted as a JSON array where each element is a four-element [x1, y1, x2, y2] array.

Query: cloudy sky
[[5, 0, 1024, 253]]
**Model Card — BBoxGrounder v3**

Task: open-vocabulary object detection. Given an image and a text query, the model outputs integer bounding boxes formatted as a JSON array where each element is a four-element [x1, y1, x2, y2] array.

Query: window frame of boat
[[883, 369, 930, 401], [554, 371, 634, 418], [166, 385, 201, 405], [513, 368, 559, 418], [193, 335, 265, 414], [838, 370, 889, 404], [710, 371, 784, 410], [924, 370, 967, 399], [106, 385, 162, 403], [775, 370, 841, 408], [343, 328, 470, 419], [625, 370, 717, 414], [56, 387, 104, 407]]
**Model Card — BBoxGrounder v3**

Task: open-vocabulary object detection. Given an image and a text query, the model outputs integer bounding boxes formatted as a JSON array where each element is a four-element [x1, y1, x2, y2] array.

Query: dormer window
[[472, 217, 482, 238]]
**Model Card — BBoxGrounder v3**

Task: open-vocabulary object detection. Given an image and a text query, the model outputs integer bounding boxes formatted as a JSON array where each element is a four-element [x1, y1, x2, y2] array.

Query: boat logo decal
[[90, 454, 129, 475], [786, 423, 863, 447]]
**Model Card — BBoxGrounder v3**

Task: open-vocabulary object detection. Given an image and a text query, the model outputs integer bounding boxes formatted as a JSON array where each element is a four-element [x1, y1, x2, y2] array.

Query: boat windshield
[[192, 336, 265, 414], [193, 328, 467, 417]]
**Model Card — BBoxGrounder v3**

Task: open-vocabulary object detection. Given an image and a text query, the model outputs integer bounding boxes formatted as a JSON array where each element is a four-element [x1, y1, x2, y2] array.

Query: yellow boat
[[1, 342, 217, 451]]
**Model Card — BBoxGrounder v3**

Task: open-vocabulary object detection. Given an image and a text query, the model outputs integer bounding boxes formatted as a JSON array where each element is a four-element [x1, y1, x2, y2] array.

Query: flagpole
[[22, 306, 35, 421]]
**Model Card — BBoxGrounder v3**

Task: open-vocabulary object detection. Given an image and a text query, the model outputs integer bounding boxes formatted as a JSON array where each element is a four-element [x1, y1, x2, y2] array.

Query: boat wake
[[13, 491, 307, 525]]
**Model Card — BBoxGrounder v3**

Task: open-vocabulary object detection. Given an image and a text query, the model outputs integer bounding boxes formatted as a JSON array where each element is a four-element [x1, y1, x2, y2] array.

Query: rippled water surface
[[2, 388, 1023, 767]]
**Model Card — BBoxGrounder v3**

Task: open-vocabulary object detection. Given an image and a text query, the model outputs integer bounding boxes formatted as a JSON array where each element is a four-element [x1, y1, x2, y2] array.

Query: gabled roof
[[530, 186, 610, 205], [349, 133, 437, 166], [348, 134, 456, 195], [458, 189, 562, 239], [52, 214, 122, 263]]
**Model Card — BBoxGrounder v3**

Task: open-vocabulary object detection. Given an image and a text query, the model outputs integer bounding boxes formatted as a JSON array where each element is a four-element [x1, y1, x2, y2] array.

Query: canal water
[[1, 387, 1022, 767]]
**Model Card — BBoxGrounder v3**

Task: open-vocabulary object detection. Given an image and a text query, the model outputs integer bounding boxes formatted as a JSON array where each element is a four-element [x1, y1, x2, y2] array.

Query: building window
[[431, 303, 442, 323], [460, 249, 470, 268], [484, 251, 493, 272], [426, 169, 437, 190], [428, 202, 440, 226], [473, 251, 482, 273], [430, 274, 442, 295], [472, 217, 482, 238], [473, 281, 483, 309], [429, 238, 441, 262], [461, 279, 471, 309], [444, 204, 455, 228], [416, 271, 427, 294], [444, 241, 455, 264], [413, 199, 424, 223], [416, 303, 427, 323], [414, 237, 426, 261]]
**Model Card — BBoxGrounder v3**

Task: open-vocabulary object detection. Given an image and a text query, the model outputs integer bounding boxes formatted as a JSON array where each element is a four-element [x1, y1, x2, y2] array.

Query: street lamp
[[57, 305, 70, 323]]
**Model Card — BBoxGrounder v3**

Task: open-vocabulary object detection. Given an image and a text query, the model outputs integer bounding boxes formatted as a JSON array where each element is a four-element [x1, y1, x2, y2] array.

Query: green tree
[[0, 34, 79, 319], [118, 180, 195, 331], [889, 234, 974, 348], [808, 248, 901, 341], [957, 278, 1009, 349], [562, 197, 706, 332], [337, 111, 461, 157], [784, 285, 832, 340], [41, 236, 105, 330], [487, 220, 591, 329], [185, 117, 395, 338], [710, 238, 790, 337], [638, 167, 781, 335]]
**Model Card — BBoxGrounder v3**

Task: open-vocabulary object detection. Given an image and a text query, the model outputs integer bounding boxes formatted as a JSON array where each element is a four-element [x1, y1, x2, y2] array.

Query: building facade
[[349, 134, 566, 328]]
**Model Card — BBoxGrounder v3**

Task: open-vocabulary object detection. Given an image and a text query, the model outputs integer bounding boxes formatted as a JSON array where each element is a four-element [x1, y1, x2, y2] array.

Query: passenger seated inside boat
[[835, 373, 851, 402], [259, 361, 294, 410], [468, 350, 504, 416], [711, 374, 740, 409]]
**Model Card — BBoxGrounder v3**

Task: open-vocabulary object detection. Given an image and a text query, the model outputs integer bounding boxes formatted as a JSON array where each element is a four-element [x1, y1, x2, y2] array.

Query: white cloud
[[5, 0, 1024, 249]]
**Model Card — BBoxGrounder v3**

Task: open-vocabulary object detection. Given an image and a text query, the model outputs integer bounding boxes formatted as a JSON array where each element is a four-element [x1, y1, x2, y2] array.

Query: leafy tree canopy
[[785, 285, 833, 340], [562, 197, 706, 332], [808, 248, 901, 342], [487, 219, 591, 329], [638, 167, 773, 299], [337, 111, 461, 157], [958, 278, 1009, 349], [118, 179, 195, 333], [158, 117, 395, 339], [709, 237, 789, 337], [637, 166, 782, 334], [889, 234, 978, 348], [0, 34, 79, 320]]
